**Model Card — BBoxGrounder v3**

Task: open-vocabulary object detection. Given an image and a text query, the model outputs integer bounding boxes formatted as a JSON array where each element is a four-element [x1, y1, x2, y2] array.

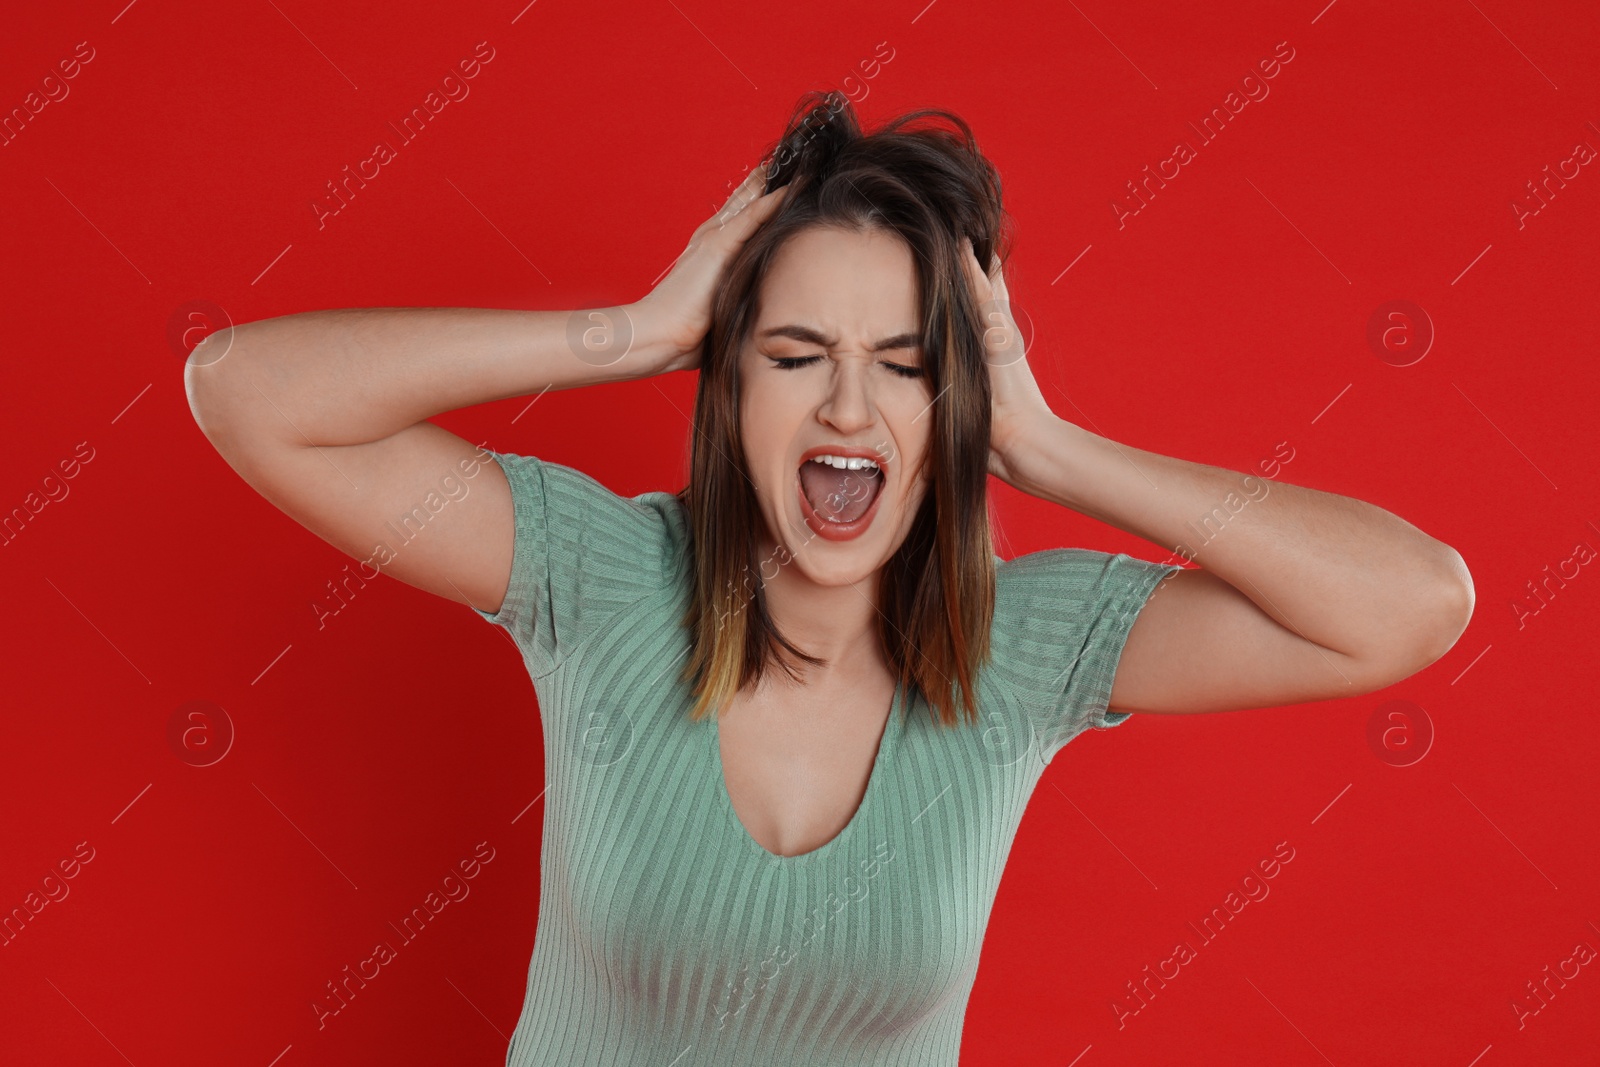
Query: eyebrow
[[757, 324, 923, 353]]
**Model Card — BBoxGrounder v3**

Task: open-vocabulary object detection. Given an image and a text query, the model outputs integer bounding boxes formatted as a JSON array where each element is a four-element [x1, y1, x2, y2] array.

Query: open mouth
[[797, 452, 886, 540]]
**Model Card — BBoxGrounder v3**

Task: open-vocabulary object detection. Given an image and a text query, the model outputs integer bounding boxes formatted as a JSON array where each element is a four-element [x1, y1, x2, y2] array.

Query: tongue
[[800, 462, 882, 524]]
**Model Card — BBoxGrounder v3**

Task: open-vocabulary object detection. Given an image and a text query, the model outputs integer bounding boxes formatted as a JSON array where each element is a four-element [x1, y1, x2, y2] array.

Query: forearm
[[1006, 413, 1474, 664], [186, 304, 667, 447]]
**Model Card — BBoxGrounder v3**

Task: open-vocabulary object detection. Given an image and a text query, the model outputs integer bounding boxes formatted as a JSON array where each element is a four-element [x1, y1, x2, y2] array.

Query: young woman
[[186, 92, 1473, 1065]]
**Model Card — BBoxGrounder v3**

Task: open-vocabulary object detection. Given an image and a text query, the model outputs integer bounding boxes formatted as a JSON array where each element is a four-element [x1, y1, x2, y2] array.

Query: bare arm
[[184, 165, 789, 615], [183, 306, 667, 615], [958, 239, 1474, 715], [1019, 418, 1474, 714]]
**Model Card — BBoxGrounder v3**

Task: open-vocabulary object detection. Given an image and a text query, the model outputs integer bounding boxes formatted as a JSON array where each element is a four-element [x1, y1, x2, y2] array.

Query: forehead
[[753, 225, 920, 343]]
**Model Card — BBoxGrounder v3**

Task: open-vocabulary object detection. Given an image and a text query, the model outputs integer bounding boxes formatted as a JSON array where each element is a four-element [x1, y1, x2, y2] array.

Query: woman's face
[[738, 224, 935, 587]]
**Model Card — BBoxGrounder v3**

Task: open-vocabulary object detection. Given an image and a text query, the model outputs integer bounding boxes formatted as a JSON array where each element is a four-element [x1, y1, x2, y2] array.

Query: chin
[[781, 507, 905, 586]]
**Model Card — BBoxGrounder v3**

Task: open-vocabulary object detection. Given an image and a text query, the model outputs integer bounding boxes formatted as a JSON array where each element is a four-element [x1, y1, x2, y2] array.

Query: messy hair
[[677, 89, 1009, 729]]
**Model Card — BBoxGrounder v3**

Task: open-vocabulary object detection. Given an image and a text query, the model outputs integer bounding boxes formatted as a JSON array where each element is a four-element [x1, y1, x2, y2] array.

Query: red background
[[3, 0, 1598, 1064]]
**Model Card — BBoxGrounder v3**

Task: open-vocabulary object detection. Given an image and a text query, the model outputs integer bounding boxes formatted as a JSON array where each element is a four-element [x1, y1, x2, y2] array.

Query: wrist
[[623, 296, 692, 377], [1004, 413, 1091, 502]]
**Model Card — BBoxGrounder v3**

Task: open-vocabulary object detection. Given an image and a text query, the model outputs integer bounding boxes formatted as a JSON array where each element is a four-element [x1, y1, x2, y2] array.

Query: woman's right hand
[[630, 163, 790, 374]]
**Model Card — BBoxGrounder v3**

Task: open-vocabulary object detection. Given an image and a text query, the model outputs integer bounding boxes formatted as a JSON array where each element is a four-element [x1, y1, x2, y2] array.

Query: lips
[[795, 446, 889, 542]]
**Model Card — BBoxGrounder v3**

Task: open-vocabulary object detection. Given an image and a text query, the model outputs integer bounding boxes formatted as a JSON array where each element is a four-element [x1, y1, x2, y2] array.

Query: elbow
[[1357, 549, 1475, 690], [1416, 547, 1476, 666], [182, 328, 249, 448]]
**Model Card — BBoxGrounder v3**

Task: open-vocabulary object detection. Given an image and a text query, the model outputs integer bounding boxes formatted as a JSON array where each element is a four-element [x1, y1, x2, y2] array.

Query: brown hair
[[676, 89, 1009, 730]]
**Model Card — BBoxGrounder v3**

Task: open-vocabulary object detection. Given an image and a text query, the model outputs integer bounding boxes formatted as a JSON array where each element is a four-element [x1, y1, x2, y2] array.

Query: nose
[[815, 359, 876, 436]]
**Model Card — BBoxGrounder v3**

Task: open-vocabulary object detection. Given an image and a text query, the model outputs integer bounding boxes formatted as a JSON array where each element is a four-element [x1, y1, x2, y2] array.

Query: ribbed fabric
[[475, 451, 1181, 1066]]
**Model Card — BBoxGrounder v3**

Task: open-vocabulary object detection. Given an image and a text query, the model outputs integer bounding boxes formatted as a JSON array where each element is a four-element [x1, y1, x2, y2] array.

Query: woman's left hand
[[958, 237, 1056, 485]]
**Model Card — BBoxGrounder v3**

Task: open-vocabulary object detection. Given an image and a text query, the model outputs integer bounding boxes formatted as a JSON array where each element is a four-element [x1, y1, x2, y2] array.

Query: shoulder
[[492, 451, 690, 569], [994, 546, 1178, 609], [988, 547, 1182, 752], [475, 451, 691, 672]]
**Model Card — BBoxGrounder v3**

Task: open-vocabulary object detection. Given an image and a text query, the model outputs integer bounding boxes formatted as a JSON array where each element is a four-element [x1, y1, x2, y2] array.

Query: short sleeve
[[475, 451, 690, 679], [993, 548, 1182, 766]]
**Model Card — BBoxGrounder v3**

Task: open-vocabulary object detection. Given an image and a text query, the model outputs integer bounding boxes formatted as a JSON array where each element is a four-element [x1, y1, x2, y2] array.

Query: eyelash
[[771, 355, 924, 379]]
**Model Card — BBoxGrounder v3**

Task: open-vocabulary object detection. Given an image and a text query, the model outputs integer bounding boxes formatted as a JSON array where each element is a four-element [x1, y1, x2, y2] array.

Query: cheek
[[738, 419, 788, 505]]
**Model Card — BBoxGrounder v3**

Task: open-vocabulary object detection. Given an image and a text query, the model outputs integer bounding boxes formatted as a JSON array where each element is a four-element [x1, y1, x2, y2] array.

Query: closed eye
[[769, 355, 923, 379]]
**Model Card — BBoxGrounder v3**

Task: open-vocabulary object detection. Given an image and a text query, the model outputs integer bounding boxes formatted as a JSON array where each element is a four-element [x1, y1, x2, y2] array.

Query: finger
[[988, 255, 1010, 303], [961, 239, 1024, 368], [717, 181, 788, 232], [958, 237, 993, 301], [718, 162, 772, 218]]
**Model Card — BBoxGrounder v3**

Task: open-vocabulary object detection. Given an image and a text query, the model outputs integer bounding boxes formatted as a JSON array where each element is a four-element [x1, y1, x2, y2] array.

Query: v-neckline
[[711, 681, 908, 867]]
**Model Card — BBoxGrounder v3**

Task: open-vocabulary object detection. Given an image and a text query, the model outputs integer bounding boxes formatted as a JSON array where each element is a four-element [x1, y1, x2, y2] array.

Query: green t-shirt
[[475, 451, 1178, 1066]]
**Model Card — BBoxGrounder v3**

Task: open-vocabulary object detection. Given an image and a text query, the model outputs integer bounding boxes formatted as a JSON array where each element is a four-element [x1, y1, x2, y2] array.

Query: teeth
[[810, 454, 880, 470]]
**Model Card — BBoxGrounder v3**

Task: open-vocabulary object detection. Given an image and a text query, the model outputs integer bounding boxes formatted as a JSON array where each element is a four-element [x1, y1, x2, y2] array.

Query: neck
[[754, 533, 886, 678]]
